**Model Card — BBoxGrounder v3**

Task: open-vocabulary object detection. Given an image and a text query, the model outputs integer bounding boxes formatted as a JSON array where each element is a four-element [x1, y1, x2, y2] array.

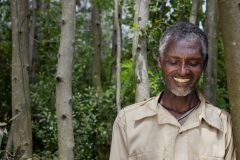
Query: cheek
[[191, 68, 203, 76]]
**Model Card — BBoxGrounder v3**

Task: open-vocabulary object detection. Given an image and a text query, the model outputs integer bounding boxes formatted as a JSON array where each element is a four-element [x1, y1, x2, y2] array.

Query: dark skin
[[157, 38, 208, 118]]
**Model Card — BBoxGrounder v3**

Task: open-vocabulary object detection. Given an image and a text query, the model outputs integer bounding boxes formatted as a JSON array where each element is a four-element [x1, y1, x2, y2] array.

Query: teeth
[[174, 78, 190, 83]]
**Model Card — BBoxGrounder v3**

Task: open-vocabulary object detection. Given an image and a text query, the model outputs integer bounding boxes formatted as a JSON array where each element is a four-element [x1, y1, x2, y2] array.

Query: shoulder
[[204, 102, 232, 133], [114, 96, 158, 127], [205, 102, 230, 120]]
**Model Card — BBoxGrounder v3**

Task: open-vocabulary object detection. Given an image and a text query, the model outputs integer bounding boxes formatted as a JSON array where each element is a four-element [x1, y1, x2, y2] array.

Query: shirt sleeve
[[224, 114, 236, 160], [109, 110, 128, 160]]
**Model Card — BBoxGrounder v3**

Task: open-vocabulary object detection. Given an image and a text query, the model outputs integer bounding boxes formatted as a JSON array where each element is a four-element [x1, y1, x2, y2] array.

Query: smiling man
[[110, 22, 235, 160]]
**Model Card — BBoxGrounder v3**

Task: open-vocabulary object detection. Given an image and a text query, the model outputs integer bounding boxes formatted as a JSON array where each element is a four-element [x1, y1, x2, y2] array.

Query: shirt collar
[[134, 91, 223, 132], [134, 92, 161, 121], [198, 92, 223, 132]]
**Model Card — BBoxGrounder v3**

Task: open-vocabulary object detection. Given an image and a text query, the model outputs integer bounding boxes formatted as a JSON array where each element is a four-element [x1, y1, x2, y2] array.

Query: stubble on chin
[[170, 88, 194, 97]]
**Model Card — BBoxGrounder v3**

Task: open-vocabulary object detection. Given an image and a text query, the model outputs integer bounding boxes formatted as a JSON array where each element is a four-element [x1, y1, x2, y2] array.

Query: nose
[[179, 61, 189, 76]]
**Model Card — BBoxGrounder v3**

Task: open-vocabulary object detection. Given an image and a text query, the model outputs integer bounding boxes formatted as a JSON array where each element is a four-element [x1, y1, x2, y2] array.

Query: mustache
[[169, 73, 195, 79]]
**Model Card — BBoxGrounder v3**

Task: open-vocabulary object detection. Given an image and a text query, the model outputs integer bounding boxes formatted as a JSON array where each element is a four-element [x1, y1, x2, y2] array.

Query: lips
[[173, 77, 190, 83]]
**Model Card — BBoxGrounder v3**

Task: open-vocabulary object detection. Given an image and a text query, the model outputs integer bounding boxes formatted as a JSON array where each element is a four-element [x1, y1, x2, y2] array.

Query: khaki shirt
[[110, 92, 235, 160]]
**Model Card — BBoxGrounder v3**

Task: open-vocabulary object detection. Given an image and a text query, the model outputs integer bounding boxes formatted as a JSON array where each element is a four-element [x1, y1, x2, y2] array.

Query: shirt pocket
[[129, 151, 164, 160], [199, 156, 223, 160]]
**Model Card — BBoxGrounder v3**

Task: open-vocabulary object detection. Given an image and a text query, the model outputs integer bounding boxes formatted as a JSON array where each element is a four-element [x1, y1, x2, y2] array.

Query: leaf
[[0, 122, 7, 126]]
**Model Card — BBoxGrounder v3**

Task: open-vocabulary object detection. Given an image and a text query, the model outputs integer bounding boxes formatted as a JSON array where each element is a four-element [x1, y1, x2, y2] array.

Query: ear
[[202, 54, 208, 71], [157, 51, 163, 68]]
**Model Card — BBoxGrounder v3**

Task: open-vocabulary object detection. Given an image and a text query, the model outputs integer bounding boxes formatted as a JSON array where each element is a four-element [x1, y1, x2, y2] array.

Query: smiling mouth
[[174, 78, 190, 83]]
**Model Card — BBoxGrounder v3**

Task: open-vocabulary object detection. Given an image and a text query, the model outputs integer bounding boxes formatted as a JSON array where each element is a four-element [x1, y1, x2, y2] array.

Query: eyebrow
[[167, 55, 202, 59]]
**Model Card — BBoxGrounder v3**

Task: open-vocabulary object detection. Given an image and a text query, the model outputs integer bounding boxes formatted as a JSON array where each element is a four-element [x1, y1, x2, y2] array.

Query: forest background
[[0, 0, 239, 159]]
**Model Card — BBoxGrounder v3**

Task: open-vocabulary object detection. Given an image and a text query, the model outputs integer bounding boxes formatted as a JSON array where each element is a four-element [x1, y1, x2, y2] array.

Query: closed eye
[[188, 60, 202, 66], [165, 59, 179, 65]]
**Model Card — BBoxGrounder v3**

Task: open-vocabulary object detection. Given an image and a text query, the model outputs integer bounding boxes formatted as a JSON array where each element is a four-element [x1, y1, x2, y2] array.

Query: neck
[[160, 89, 199, 114]]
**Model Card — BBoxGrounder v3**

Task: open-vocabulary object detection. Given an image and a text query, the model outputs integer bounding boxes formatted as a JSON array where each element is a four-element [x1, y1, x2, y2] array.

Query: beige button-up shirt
[[110, 92, 235, 160]]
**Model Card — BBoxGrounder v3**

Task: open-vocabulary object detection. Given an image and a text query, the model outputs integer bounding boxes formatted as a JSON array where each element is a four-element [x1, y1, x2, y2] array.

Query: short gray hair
[[159, 22, 208, 59]]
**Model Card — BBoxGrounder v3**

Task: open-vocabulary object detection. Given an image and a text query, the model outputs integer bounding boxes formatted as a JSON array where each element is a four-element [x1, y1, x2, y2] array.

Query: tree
[[218, 0, 240, 159], [203, 0, 219, 105], [91, 1, 102, 96], [111, 2, 122, 86], [114, 0, 122, 112], [158, 0, 166, 20], [132, 0, 150, 102], [189, 0, 199, 24], [29, 0, 37, 76], [55, 0, 76, 159], [10, 0, 32, 158]]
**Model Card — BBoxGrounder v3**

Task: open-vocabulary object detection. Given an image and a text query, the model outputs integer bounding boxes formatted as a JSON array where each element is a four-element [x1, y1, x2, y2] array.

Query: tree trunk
[[91, 1, 102, 96], [189, 0, 199, 24], [110, 20, 117, 85], [29, 0, 37, 76], [159, 0, 167, 19], [218, 0, 240, 159], [10, 0, 32, 158], [114, 0, 122, 112], [55, 0, 76, 159], [132, 0, 150, 102], [41, 0, 48, 12], [110, 7, 122, 85], [203, 0, 219, 105]]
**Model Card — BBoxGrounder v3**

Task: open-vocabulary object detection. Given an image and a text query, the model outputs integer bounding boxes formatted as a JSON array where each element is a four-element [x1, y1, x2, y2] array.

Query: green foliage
[[30, 1, 61, 157], [0, 122, 7, 149], [0, 0, 11, 123], [0, 1, 12, 153], [73, 86, 117, 160], [216, 36, 229, 111], [0, 0, 230, 159], [31, 72, 57, 155], [119, 58, 135, 106]]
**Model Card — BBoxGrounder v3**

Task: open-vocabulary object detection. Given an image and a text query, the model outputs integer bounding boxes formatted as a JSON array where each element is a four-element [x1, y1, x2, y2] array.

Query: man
[[110, 22, 235, 160]]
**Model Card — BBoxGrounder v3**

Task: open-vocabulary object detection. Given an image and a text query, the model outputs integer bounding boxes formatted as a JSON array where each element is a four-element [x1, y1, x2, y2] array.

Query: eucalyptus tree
[[189, 0, 199, 24], [132, 0, 150, 102], [11, 0, 32, 158], [55, 0, 76, 159], [203, 0, 219, 105], [29, 0, 37, 76], [91, 1, 102, 97], [114, 0, 122, 112], [218, 0, 240, 158]]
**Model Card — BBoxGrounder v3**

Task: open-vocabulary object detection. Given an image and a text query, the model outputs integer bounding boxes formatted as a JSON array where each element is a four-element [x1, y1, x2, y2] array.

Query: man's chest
[[127, 118, 225, 160]]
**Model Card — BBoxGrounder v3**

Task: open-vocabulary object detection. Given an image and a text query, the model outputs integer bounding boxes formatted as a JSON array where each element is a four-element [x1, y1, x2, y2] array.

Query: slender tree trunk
[[10, 0, 32, 158], [110, 8, 122, 85], [132, 0, 150, 102], [178, 0, 186, 21], [159, 0, 166, 19], [189, 0, 199, 24], [29, 0, 37, 76], [91, 1, 102, 96], [203, 0, 219, 105], [218, 0, 240, 159], [41, 0, 48, 12], [110, 21, 117, 84], [55, 0, 76, 159], [114, 0, 122, 112]]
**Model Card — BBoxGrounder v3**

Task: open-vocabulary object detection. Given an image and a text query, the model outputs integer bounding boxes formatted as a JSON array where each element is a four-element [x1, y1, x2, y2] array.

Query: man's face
[[158, 38, 207, 96]]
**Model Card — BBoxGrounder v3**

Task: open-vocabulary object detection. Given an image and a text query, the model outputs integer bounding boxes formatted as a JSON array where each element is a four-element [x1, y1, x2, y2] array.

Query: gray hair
[[159, 22, 208, 59]]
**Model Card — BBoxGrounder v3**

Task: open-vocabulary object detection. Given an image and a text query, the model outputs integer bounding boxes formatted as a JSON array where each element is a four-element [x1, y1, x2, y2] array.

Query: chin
[[170, 88, 194, 97]]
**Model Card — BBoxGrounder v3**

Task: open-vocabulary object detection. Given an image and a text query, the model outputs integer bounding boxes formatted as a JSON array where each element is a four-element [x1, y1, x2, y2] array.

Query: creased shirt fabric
[[109, 92, 235, 160]]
